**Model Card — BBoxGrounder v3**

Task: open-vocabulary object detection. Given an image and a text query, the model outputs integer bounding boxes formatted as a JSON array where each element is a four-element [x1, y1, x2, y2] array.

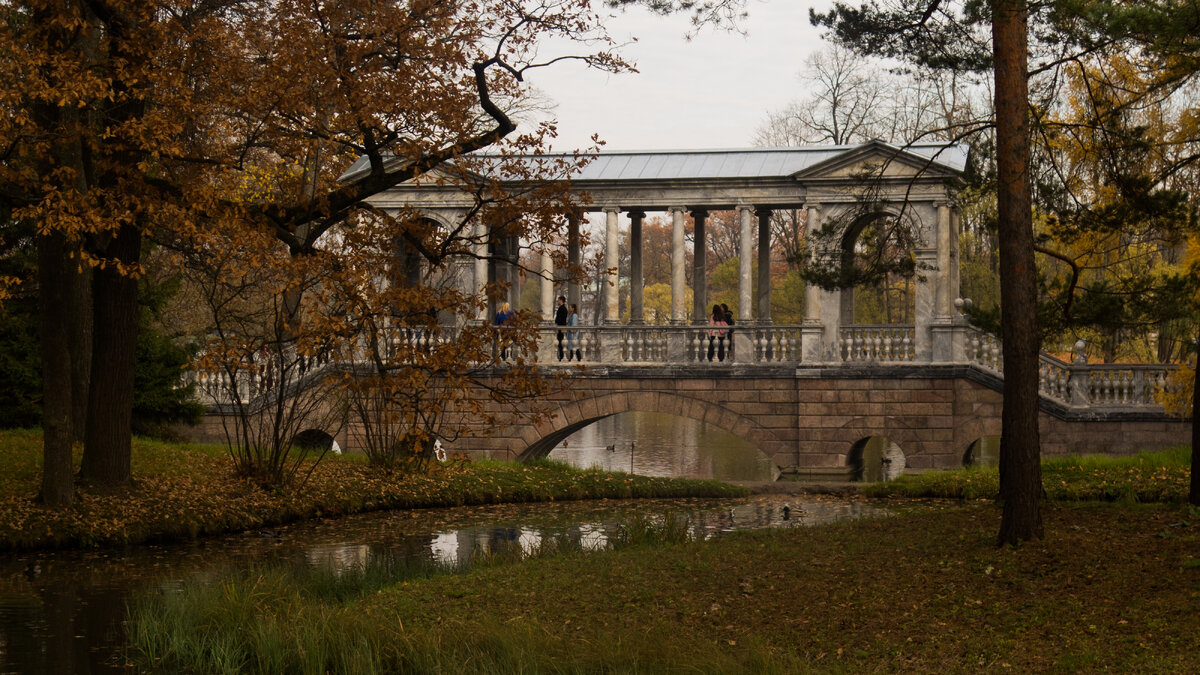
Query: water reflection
[[0, 495, 884, 674], [549, 412, 778, 482]]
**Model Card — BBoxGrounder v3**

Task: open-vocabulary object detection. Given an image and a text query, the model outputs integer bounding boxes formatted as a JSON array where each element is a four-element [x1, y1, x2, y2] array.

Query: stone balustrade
[[188, 322, 1180, 414], [839, 325, 915, 362]]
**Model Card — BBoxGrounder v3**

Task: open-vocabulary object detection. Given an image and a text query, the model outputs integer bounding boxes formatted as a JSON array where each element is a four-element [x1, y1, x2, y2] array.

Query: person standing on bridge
[[721, 303, 734, 360], [495, 301, 515, 360], [554, 295, 568, 361], [567, 303, 580, 361], [708, 304, 728, 362]]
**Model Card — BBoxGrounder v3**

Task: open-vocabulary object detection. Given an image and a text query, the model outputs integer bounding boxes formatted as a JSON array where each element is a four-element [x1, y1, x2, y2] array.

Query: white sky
[[525, 1, 835, 152]]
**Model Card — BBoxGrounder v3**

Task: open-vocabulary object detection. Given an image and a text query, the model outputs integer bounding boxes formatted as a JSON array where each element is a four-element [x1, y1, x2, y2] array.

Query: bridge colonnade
[[523, 199, 963, 368]]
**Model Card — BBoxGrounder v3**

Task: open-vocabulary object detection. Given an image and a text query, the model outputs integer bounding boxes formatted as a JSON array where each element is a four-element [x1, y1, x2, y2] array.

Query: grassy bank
[[0, 429, 745, 551], [129, 502, 1200, 673], [862, 446, 1193, 503]]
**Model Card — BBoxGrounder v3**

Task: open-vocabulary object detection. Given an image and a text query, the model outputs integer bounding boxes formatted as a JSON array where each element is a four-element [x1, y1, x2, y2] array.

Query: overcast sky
[[525, 1, 835, 152]]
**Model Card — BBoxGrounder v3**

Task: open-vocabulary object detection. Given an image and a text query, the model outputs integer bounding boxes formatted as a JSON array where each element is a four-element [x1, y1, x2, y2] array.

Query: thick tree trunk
[[80, 223, 141, 489], [37, 231, 76, 506], [69, 267, 92, 444], [1190, 343, 1199, 506], [993, 0, 1044, 544]]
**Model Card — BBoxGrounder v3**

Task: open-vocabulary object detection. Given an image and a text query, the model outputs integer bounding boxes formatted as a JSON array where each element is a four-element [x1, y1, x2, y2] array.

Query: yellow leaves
[[1158, 361, 1194, 418]]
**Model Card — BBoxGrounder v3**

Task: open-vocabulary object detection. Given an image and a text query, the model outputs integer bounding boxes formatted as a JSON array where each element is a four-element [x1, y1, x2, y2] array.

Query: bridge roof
[[339, 140, 969, 185], [562, 142, 968, 181]]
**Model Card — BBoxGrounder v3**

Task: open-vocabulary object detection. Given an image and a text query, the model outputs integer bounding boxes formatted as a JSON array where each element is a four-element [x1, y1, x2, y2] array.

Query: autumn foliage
[[1, 0, 630, 501]]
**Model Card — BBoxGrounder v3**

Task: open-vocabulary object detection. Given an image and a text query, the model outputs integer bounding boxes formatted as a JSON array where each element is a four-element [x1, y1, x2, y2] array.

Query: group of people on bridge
[[553, 296, 581, 362], [707, 303, 734, 362]]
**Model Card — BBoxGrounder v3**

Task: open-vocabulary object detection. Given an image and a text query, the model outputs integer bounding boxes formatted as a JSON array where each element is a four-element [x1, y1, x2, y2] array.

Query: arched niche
[[847, 436, 906, 482], [963, 435, 1001, 467], [836, 208, 922, 327]]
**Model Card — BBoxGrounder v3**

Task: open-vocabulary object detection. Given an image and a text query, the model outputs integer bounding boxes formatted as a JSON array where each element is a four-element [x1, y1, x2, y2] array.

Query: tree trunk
[[80, 223, 141, 489], [69, 267, 92, 444], [993, 0, 1044, 544], [1190, 341, 1199, 506], [37, 230, 76, 507]]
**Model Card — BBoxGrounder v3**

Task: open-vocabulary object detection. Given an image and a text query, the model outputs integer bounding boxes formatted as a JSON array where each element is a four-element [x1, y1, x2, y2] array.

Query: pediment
[[790, 140, 964, 182]]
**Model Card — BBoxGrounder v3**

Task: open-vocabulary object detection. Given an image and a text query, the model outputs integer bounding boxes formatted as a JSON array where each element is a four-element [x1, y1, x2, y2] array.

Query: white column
[[935, 202, 953, 318], [670, 206, 686, 324], [474, 219, 489, 321], [931, 202, 966, 362], [734, 205, 755, 362], [737, 205, 754, 323], [604, 206, 620, 325], [567, 212, 582, 309], [801, 204, 841, 363], [914, 247, 937, 362], [540, 249, 554, 322], [949, 205, 962, 310]]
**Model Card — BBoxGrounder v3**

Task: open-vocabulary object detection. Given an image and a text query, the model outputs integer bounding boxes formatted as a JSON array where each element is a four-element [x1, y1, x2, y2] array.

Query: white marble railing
[[751, 326, 804, 363], [1088, 365, 1173, 406], [839, 325, 915, 362], [621, 326, 669, 363], [1038, 354, 1072, 403], [964, 328, 1174, 409], [966, 328, 1003, 373], [189, 322, 1178, 413]]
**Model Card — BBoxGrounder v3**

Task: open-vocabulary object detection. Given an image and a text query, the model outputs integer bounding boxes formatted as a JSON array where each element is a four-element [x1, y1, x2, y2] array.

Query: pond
[[0, 494, 883, 674]]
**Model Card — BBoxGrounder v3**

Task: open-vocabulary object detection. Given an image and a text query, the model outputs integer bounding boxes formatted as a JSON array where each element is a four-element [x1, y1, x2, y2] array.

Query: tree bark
[[1190, 340, 1199, 506], [993, 0, 1044, 544], [37, 230, 76, 506], [80, 223, 141, 489], [69, 267, 92, 444]]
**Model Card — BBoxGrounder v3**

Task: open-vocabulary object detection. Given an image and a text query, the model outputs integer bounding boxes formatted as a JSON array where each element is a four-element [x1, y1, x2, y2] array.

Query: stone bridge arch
[[516, 391, 789, 465]]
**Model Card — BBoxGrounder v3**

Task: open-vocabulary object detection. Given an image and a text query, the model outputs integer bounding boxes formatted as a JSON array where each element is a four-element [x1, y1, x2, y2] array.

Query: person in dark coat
[[708, 304, 728, 362], [721, 303, 735, 359], [554, 295, 568, 360]]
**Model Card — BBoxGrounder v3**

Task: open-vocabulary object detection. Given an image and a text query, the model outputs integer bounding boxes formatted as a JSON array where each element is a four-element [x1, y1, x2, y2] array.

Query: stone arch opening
[[847, 436, 906, 482], [517, 393, 787, 478], [963, 435, 1001, 467], [543, 411, 777, 481], [838, 210, 919, 326], [292, 428, 339, 455]]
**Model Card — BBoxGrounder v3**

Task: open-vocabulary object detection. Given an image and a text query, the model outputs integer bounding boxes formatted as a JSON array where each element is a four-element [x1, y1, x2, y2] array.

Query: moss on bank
[[0, 430, 746, 551]]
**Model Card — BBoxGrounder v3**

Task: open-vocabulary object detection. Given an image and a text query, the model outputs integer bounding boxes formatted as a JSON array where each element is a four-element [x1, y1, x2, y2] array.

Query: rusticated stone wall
[[185, 364, 1191, 474]]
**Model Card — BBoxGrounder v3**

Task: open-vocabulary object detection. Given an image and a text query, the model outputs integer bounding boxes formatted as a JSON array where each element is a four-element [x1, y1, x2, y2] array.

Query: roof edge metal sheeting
[[339, 141, 969, 184]]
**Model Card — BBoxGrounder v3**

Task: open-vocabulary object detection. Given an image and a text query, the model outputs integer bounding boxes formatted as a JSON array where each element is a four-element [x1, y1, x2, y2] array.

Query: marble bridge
[[457, 320, 1187, 478], [191, 142, 1189, 478], [191, 319, 1187, 479]]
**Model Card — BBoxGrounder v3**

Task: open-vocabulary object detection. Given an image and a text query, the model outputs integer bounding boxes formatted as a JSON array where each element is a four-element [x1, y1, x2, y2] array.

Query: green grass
[[129, 514, 702, 674], [862, 445, 1193, 503], [0, 429, 746, 551], [128, 502, 1200, 674]]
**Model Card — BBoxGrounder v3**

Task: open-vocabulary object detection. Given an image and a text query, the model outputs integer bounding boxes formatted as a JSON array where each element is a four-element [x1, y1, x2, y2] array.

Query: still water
[[549, 412, 779, 482], [0, 495, 883, 674]]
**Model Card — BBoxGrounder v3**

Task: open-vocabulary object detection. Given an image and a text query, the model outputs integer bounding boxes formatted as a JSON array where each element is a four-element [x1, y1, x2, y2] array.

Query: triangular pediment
[[790, 140, 965, 181]]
